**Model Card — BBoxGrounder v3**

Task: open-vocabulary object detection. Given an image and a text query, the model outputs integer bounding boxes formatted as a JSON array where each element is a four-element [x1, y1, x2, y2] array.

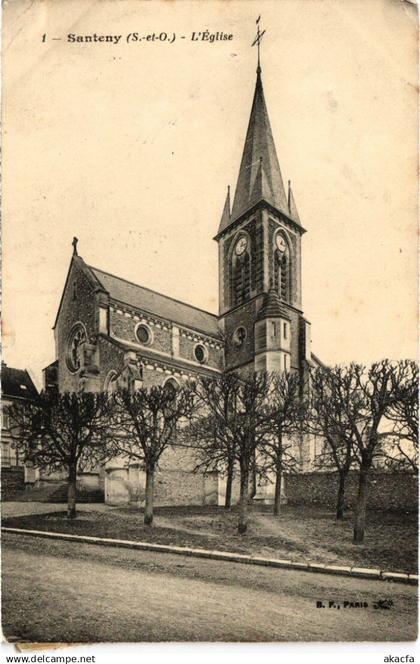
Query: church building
[[45, 59, 321, 506]]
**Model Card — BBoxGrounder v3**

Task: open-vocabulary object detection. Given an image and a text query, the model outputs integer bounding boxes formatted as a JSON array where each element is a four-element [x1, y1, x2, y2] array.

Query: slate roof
[[219, 186, 231, 233], [2, 364, 39, 401], [224, 72, 287, 231], [88, 265, 220, 338], [218, 70, 303, 237], [310, 353, 326, 368], [288, 184, 301, 224]]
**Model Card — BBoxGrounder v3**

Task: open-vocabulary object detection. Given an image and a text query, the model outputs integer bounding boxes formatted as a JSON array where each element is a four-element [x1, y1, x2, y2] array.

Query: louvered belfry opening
[[274, 248, 290, 303], [233, 252, 251, 306]]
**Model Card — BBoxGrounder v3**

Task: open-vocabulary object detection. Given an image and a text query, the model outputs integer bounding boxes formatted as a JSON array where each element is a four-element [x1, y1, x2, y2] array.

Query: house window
[[283, 322, 288, 339], [271, 322, 277, 337]]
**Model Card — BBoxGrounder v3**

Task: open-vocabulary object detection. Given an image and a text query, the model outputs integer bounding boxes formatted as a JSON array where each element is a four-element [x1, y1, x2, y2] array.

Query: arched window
[[231, 235, 251, 307], [273, 233, 291, 303], [104, 370, 119, 394], [163, 377, 179, 393], [162, 377, 181, 426], [66, 322, 87, 373]]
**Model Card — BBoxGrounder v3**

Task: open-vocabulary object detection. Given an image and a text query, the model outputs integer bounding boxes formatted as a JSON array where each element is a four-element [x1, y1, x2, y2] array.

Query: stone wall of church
[[107, 304, 223, 373], [178, 329, 224, 371], [222, 298, 260, 372], [288, 310, 303, 371], [98, 337, 126, 388], [110, 307, 172, 355], [141, 363, 203, 388], [57, 259, 101, 392]]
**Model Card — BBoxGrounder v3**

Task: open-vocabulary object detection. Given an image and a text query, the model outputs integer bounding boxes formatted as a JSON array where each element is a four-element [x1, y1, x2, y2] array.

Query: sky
[[3, 0, 418, 389]]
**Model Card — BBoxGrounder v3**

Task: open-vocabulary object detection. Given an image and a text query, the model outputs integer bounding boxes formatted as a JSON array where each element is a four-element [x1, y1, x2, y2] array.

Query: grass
[[2, 503, 417, 573]]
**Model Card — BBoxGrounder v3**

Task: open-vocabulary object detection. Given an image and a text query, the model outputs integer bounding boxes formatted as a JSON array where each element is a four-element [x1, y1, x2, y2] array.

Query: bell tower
[[215, 54, 311, 376]]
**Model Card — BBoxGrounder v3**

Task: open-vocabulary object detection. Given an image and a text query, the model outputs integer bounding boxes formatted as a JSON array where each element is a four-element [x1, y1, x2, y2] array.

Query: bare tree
[[186, 374, 241, 509], [262, 372, 302, 516], [234, 372, 272, 534], [383, 359, 418, 474], [344, 361, 413, 543], [187, 372, 271, 533], [307, 366, 358, 520], [8, 391, 113, 519], [112, 384, 195, 526]]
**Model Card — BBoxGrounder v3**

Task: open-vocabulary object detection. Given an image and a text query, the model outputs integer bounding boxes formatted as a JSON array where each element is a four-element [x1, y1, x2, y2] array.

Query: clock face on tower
[[276, 234, 287, 253], [235, 236, 248, 256]]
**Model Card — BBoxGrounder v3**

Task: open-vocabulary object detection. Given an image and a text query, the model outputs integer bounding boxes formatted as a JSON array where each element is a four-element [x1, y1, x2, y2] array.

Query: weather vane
[[251, 15, 266, 74]]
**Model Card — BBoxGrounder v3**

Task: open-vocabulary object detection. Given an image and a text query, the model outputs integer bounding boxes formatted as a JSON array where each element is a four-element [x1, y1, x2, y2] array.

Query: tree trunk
[[353, 464, 370, 543], [336, 469, 347, 520], [274, 434, 283, 516], [238, 465, 249, 535], [273, 464, 282, 516], [250, 462, 257, 499], [144, 466, 155, 526], [67, 464, 77, 520], [225, 460, 234, 509]]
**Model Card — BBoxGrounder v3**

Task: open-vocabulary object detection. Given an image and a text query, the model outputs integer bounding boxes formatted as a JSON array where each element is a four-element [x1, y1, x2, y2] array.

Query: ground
[[2, 502, 417, 573], [2, 532, 417, 643]]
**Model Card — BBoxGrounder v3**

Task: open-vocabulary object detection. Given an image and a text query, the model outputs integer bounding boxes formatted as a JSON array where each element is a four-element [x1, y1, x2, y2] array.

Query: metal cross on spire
[[251, 15, 266, 74]]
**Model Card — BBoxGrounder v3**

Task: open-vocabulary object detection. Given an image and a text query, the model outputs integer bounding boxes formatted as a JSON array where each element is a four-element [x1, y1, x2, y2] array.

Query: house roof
[[88, 265, 221, 338], [2, 363, 39, 401]]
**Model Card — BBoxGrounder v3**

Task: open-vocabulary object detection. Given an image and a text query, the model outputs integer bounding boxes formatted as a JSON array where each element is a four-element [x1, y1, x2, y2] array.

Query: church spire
[[230, 65, 289, 225]]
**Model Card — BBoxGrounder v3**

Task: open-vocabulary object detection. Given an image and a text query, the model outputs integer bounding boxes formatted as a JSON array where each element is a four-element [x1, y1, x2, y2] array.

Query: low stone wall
[[105, 466, 219, 507], [1, 467, 25, 500], [155, 470, 218, 507], [284, 470, 418, 512]]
